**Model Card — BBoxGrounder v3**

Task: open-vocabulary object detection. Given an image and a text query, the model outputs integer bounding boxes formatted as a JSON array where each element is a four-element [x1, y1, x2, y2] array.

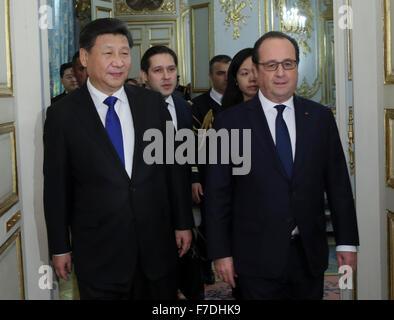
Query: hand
[[214, 257, 237, 288], [336, 251, 357, 273], [192, 183, 203, 203], [175, 230, 192, 257], [53, 253, 72, 281]]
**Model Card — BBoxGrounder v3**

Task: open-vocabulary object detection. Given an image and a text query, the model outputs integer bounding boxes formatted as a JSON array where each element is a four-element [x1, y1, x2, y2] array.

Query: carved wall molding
[[219, 0, 253, 40], [115, 0, 176, 16]]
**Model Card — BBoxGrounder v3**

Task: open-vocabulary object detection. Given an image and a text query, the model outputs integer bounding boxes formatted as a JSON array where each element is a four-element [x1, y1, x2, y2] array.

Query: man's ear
[[140, 70, 148, 85], [208, 72, 213, 85], [79, 48, 88, 68]]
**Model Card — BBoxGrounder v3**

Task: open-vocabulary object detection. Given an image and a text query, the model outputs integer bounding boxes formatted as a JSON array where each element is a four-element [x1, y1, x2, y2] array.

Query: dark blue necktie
[[275, 105, 293, 178], [104, 96, 124, 166]]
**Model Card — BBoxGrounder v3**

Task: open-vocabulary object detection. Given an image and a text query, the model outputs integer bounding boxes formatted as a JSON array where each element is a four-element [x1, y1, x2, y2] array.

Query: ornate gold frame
[[388, 210, 394, 300], [384, 0, 394, 84], [0, 122, 18, 218], [385, 109, 394, 188], [0, 0, 13, 96], [0, 227, 25, 299], [115, 0, 177, 16]]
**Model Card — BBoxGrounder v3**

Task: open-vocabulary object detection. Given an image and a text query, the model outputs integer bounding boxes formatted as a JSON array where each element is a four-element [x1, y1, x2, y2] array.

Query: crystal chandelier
[[282, 6, 307, 33]]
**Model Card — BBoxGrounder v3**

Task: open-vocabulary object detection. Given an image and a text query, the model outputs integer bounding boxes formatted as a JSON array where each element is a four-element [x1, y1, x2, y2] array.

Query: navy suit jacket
[[172, 93, 193, 131], [205, 95, 359, 278]]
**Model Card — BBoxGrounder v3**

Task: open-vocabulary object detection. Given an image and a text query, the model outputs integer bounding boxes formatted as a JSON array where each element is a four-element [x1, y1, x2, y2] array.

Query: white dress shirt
[[258, 90, 356, 253], [87, 78, 135, 179], [166, 95, 178, 131], [210, 87, 223, 106]]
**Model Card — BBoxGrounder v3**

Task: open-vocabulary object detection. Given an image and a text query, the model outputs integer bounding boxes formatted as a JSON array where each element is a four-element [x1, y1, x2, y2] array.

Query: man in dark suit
[[190, 55, 231, 285], [51, 62, 78, 104], [205, 31, 359, 300], [72, 51, 88, 87], [140, 45, 204, 299], [44, 18, 193, 300]]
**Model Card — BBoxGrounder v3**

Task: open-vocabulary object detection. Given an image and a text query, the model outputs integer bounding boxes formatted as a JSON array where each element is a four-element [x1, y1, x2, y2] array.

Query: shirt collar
[[210, 87, 223, 106], [165, 95, 175, 108], [87, 78, 127, 105], [258, 90, 294, 113]]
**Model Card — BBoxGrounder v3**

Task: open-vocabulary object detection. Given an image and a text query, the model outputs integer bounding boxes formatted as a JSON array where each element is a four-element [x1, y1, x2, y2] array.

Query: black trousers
[[238, 237, 324, 300], [77, 262, 177, 300]]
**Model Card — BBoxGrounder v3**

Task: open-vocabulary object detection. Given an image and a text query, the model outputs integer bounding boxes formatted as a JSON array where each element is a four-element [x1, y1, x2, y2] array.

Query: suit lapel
[[292, 95, 311, 182], [172, 95, 187, 129], [73, 85, 130, 182], [125, 85, 147, 184], [246, 96, 289, 179]]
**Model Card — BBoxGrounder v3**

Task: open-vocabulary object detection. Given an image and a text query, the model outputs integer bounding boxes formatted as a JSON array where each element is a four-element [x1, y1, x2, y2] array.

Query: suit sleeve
[[324, 109, 359, 246], [204, 115, 233, 260], [43, 106, 72, 255], [160, 97, 194, 230]]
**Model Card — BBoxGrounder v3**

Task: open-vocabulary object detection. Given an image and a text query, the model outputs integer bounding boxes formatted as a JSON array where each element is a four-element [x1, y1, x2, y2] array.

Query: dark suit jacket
[[172, 94, 192, 131], [43, 84, 193, 292], [50, 91, 67, 105], [205, 95, 359, 279], [191, 90, 221, 185]]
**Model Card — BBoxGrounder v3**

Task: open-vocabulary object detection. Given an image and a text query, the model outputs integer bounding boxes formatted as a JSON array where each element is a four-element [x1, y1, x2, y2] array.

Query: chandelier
[[282, 6, 307, 33]]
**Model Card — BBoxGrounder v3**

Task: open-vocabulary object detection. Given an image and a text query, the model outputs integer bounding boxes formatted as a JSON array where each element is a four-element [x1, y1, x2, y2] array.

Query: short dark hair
[[209, 55, 232, 74], [252, 31, 300, 65], [60, 62, 73, 78], [79, 18, 133, 52], [140, 45, 178, 73], [72, 51, 80, 67]]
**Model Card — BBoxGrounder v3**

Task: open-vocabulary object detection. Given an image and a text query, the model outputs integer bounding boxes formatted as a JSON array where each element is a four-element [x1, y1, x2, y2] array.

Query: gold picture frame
[[388, 210, 394, 300], [385, 109, 394, 188], [384, 0, 394, 84], [0, 228, 25, 299], [0, 122, 18, 218], [0, 0, 13, 96]]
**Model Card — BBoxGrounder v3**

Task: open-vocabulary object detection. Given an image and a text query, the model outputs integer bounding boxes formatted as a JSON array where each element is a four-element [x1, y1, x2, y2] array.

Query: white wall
[[352, 0, 387, 299], [12, 0, 53, 299]]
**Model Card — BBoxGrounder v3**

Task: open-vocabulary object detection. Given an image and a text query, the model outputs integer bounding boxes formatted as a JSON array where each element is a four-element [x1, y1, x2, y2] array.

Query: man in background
[[140, 45, 202, 299], [72, 51, 88, 86], [51, 62, 78, 104], [190, 54, 232, 285]]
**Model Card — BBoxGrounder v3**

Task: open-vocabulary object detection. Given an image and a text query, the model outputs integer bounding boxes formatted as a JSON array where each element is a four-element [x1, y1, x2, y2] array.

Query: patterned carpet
[[60, 244, 340, 300], [203, 275, 340, 300]]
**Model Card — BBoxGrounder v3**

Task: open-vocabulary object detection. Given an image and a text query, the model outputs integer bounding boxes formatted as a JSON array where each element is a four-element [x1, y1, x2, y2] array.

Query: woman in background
[[219, 48, 258, 299], [221, 48, 258, 109]]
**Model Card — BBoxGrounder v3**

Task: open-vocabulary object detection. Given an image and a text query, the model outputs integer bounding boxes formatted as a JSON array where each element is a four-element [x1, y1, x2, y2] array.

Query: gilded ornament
[[219, 0, 253, 40], [115, 0, 176, 16]]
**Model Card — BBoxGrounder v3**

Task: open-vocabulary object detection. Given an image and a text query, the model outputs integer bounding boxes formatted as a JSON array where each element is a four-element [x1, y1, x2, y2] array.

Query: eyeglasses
[[256, 59, 298, 71]]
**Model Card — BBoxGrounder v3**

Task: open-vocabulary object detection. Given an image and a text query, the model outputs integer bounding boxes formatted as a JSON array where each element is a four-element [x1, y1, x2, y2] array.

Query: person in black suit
[[51, 62, 78, 105], [72, 51, 88, 87], [140, 45, 204, 299], [190, 54, 231, 285], [43, 18, 193, 300], [205, 31, 359, 300]]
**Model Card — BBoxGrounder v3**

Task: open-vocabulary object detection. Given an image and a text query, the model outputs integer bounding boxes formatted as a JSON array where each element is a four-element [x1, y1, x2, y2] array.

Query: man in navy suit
[[205, 31, 359, 300], [140, 45, 204, 299]]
